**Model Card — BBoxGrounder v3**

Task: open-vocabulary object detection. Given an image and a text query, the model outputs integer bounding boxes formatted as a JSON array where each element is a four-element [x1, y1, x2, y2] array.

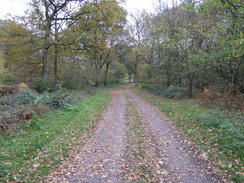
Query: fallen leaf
[[161, 171, 168, 176]]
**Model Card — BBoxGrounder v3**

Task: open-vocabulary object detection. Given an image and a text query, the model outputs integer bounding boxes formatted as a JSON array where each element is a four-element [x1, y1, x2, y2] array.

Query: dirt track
[[46, 86, 223, 183]]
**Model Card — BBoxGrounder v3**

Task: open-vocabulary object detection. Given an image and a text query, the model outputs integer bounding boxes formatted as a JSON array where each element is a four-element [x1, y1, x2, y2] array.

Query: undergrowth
[[0, 88, 73, 132], [140, 83, 182, 99], [0, 90, 111, 182], [195, 87, 244, 111], [134, 88, 244, 183]]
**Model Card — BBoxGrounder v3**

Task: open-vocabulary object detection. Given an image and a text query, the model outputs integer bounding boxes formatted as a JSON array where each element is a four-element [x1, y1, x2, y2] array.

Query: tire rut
[[125, 89, 223, 183], [46, 89, 128, 183], [46, 87, 224, 183]]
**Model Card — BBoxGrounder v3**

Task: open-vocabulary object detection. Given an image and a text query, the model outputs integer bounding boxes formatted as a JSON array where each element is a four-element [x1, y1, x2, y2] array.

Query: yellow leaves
[[33, 163, 40, 168], [161, 170, 168, 176], [75, 156, 81, 159], [220, 164, 227, 169]]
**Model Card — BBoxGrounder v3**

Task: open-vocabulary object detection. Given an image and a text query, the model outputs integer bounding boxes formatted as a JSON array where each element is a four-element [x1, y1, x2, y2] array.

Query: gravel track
[[46, 89, 128, 183], [125, 89, 223, 183], [46, 87, 223, 183]]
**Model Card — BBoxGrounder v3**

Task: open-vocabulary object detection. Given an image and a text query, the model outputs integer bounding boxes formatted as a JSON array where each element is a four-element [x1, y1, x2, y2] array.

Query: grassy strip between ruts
[[125, 97, 153, 182], [133, 88, 244, 183], [124, 96, 162, 182], [0, 89, 111, 182]]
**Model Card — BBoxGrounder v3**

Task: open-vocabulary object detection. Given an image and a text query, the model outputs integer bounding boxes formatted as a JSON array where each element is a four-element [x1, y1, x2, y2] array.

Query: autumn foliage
[[195, 86, 244, 111]]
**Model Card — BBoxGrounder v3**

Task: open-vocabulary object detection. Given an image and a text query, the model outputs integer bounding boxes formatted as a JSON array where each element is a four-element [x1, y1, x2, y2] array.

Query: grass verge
[[134, 88, 244, 183], [0, 90, 111, 182]]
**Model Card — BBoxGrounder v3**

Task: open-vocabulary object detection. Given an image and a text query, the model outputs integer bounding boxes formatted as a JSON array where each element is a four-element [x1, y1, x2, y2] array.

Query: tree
[[0, 20, 42, 82], [126, 11, 150, 84], [199, 0, 244, 94], [123, 0, 243, 96], [69, 0, 126, 86], [27, 0, 92, 83]]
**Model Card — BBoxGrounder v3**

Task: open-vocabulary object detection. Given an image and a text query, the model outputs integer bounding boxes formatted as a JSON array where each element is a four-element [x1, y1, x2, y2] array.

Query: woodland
[[0, 0, 243, 182], [0, 0, 243, 95]]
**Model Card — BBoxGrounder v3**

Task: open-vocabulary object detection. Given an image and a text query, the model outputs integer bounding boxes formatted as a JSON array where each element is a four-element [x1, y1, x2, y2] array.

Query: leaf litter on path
[[46, 89, 128, 182], [125, 89, 227, 183], [46, 86, 226, 183]]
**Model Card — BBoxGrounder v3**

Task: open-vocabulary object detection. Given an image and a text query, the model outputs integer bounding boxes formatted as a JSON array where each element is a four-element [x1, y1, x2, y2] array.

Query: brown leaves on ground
[[195, 86, 244, 111], [46, 87, 225, 183]]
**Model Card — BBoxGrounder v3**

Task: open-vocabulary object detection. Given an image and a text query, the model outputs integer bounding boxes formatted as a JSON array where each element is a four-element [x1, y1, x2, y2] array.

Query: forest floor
[[46, 85, 226, 183]]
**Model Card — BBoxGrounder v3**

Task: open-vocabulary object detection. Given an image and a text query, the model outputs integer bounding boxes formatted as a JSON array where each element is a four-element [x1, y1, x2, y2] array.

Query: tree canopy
[[0, 0, 243, 95]]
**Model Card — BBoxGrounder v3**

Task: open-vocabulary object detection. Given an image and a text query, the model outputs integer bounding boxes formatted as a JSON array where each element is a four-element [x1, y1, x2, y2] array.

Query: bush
[[162, 88, 182, 99], [33, 89, 72, 109], [32, 77, 54, 93], [14, 89, 38, 105], [141, 80, 155, 88], [142, 83, 182, 99], [0, 89, 38, 111], [0, 85, 18, 96], [48, 96, 69, 109], [0, 72, 17, 84], [62, 80, 78, 90], [47, 90, 72, 109], [0, 85, 74, 133]]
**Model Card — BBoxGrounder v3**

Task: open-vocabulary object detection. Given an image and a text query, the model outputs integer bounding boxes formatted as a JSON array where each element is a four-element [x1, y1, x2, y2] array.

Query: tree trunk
[[134, 61, 138, 85], [230, 61, 241, 95], [54, 45, 58, 83], [134, 72, 138, 85], [128, 73, 131, 83], [178, 77, 182, 85], [104, 64, 109, 86], [188, 73, 194, 97], [42, 28, 50, 80], [189, 80, 193, 97], [54, 19, 58, 84], [42, 0, 51, 81], [95, 67, 99, 87], [166, 66, 171, 87], [166, 79, 170, 87]]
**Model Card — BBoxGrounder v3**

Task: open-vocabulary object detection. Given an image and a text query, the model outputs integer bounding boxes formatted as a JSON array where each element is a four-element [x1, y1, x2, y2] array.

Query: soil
[[46, 86, 225, 183]]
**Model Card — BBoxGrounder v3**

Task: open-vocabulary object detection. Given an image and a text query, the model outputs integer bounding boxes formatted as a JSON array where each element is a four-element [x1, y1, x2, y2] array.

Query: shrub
[[0, 72, 17, 84], [142, 84, 182, 99], [32, 77, 54, 93], [141, 80, 155, 88], [0, 89, 38, 111], [62, 80, 78, 90], [162, 88, 182, 99], [48, 91, 71, 109], [0, 85, 18, 96], [48, 96, 69, 109], [0, 86, 74, 133], [14, 89, 38, 105]]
